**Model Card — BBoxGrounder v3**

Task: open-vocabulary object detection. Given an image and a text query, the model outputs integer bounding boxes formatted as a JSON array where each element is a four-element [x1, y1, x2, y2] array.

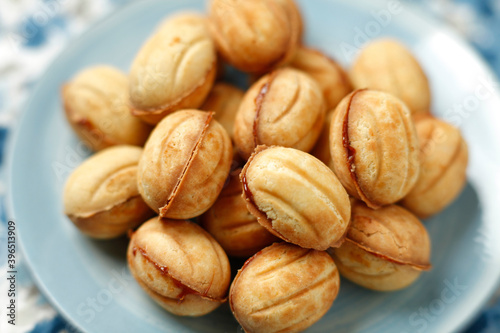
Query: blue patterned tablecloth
[[0, 0, 499, 332]]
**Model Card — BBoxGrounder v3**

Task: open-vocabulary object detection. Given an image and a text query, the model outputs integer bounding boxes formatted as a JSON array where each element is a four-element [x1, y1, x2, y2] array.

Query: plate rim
[[6, 0, 500, 332]]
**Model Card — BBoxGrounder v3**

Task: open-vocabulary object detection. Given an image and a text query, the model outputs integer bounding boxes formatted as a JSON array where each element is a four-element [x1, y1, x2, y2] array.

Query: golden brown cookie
[[129, 13, 216, 124], [330, 89, 420, 208], [62, 66, 151, 151], [330, 200, 431, 291], [234, 68, 325, 160], [401, 115, 468, 218], [209, 0, 301, 73], [201, 169, 279, 257], [63, 145, 154, 238], [310, 110, 335, 171], [230, 242, 340, 333], [128, 217, 231, 316], [350, 39, 431, 115], [200, 82, 244, 141], [290, 47, 352, 110], [240, 146, 351, 250], [137, 110, 232, 219]]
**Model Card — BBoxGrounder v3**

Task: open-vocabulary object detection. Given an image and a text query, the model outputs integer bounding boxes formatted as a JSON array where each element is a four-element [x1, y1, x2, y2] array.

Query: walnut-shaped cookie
[[230, 242, 340, 333], [401, 115, 468, 218], [63, 145, 154, 238], [62, 66, 151, 151], [128, 218, 231, 316], [201, 169, 278, 257], [277, 0, 304, 41], [129, 13, 217, 124], [209, 0, 301, 73], [234, 68, 325, 160], [330, 200, 431, 291], [350, 39, 431, 115], [200, 82, 244, 141], [290, 47, 352, 110], [310, 110, 335, 171], [241, 146, 351, 250], [137, 110, 232, 219], [330, 89, 420, 209]]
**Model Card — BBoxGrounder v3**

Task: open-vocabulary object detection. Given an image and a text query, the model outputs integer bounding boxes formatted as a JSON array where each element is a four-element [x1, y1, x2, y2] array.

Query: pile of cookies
[[61, 0, 469, 332]]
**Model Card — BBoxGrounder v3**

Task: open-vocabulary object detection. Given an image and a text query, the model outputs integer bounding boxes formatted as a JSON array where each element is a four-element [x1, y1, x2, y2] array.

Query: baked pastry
[[330, 89, 420, 208], [277, 0, 304, 41], [290, 47, 352, 110], [230, 242, 340, 333], [310, 110, 335, 171], [201, 169, 279, 257], [209, 0, 301, 73], [241, 145, 351, 250], [62, 65, 151, 151], [137, 110, 232, 219], [350, 39, 431, 115], [234, 67, 325, 160], [128, 217, 231, 316], [330, 200, 432, 291], [401, 115, 468, 218], [200, 82, 244, 141], [129, 13, 217, 124], [63, 145, 154, 238]]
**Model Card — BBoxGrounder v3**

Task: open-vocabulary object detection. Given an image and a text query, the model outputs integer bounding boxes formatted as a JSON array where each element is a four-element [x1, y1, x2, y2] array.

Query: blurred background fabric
[[0, 0, 499, 332]]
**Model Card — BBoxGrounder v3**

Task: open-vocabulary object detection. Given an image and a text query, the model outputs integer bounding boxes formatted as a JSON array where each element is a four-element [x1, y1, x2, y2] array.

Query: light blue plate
[[7, 0, 500, 332]]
